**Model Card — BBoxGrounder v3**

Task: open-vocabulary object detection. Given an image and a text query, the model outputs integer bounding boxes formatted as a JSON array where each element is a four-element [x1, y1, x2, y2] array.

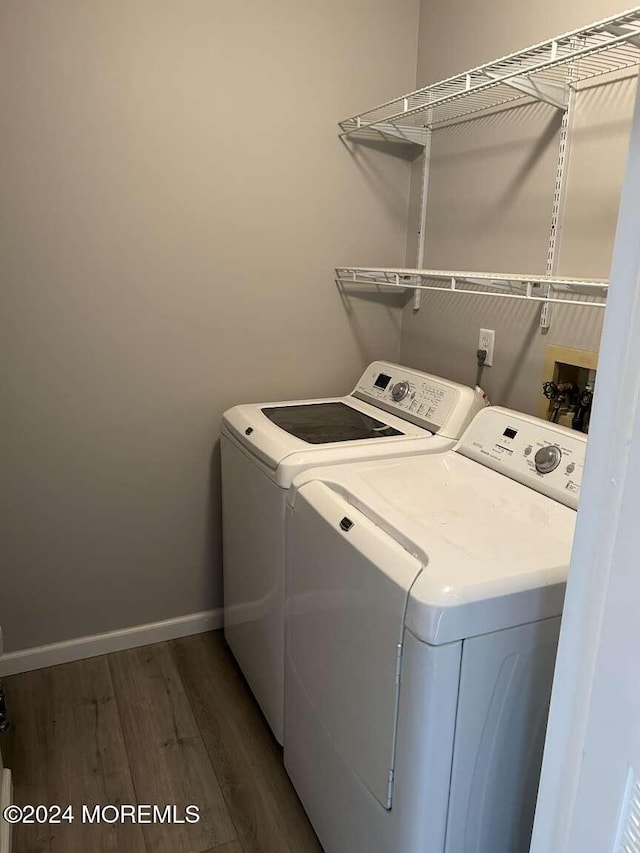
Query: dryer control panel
[[351, 361, 483, 438], [456, 407, 587, 509]]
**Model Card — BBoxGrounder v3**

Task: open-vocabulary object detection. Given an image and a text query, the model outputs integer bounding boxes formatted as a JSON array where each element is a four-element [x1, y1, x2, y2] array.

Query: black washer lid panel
[[261, 402, 403, 444]]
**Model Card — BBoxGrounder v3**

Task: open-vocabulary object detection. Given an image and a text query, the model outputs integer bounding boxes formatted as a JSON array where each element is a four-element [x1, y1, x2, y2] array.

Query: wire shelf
[[335, 267, 609, 307], [339, 7, 640, 142]]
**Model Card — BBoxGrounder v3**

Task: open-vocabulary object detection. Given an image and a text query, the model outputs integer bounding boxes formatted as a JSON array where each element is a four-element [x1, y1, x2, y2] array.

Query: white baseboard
[[0, 609, 224, 677]]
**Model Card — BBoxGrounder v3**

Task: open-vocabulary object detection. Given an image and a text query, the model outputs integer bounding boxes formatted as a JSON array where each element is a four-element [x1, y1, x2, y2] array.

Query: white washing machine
[[284, 407, 586, 853], [221, 361, 488, 743]]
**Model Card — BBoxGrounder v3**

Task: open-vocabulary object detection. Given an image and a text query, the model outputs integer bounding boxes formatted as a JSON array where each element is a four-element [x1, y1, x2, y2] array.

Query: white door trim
[[531, 69, 640, 852], [0, 767, 12, 853]]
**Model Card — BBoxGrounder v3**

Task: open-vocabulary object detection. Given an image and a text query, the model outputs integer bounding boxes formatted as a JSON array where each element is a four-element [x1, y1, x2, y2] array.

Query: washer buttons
[[566, 462, 575, 474]]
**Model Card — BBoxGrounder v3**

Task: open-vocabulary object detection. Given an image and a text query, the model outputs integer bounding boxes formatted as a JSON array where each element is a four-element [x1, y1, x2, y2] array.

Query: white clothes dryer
[[221, 361, 487, 743], [284, 407, 586, 853]]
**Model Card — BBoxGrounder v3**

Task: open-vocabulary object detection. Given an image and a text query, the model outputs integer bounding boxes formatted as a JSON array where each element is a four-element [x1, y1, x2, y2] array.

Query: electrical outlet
[[479, 329, 495, 367]]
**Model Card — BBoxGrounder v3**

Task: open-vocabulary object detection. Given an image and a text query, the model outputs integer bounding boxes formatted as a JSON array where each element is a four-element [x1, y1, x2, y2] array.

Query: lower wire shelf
[[336, 266, 608, 330], [335, 266, 608, 307]]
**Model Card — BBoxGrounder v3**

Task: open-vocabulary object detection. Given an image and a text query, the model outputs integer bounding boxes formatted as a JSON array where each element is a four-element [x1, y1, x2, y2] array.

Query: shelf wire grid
[[335, 268, 609, 308], [339, 7, 640, 139]]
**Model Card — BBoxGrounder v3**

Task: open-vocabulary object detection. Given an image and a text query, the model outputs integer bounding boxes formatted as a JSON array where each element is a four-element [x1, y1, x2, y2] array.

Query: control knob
[[391, 381, 410, 402], [535, 445, 562, 474]]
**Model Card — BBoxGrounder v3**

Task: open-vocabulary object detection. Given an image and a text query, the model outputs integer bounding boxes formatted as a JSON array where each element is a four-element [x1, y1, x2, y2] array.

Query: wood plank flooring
[[1, 631, 322, 853]]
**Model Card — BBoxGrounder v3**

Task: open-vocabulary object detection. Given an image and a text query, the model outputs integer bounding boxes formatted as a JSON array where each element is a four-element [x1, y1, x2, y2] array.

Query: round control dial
[[534, 445, 562, 474], [391, 381, 410, 402]]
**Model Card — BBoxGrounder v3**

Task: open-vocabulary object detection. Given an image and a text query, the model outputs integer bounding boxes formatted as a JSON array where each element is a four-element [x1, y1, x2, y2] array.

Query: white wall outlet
[[479, 329, 495, 367]]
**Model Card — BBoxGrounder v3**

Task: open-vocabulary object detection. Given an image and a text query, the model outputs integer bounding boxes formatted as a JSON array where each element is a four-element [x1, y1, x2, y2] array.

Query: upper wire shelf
[[335, 267, 609, 308], [338, 7, 640, 144]]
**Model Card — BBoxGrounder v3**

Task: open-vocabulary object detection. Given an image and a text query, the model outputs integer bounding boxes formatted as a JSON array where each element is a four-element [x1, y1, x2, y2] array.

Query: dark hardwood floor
[[1, 631, 322, 853]]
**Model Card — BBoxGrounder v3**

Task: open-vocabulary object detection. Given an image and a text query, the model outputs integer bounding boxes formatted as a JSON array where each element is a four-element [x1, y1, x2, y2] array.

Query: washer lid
[[221, 396, 430, 475], [261, 401, 403, 443], [290, 451, 577, 644]]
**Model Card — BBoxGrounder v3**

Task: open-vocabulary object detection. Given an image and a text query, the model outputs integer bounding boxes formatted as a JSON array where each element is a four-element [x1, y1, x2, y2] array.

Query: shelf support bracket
[[414, 117, 433, 311], [540, 291, 553, 331], [481, 71, 569, 110], [541, 46, 577, 331]]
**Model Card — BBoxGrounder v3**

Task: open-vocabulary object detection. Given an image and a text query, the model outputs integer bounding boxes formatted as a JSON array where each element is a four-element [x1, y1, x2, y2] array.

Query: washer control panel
[[457, 407, 587, 509], [353, 361, 460, 432]]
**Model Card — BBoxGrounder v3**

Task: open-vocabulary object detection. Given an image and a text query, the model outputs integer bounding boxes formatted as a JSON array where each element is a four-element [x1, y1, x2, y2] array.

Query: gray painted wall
[[400, 0, 636, 414], [2, 0, 633, 655], [0, 0, 419, 652]]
